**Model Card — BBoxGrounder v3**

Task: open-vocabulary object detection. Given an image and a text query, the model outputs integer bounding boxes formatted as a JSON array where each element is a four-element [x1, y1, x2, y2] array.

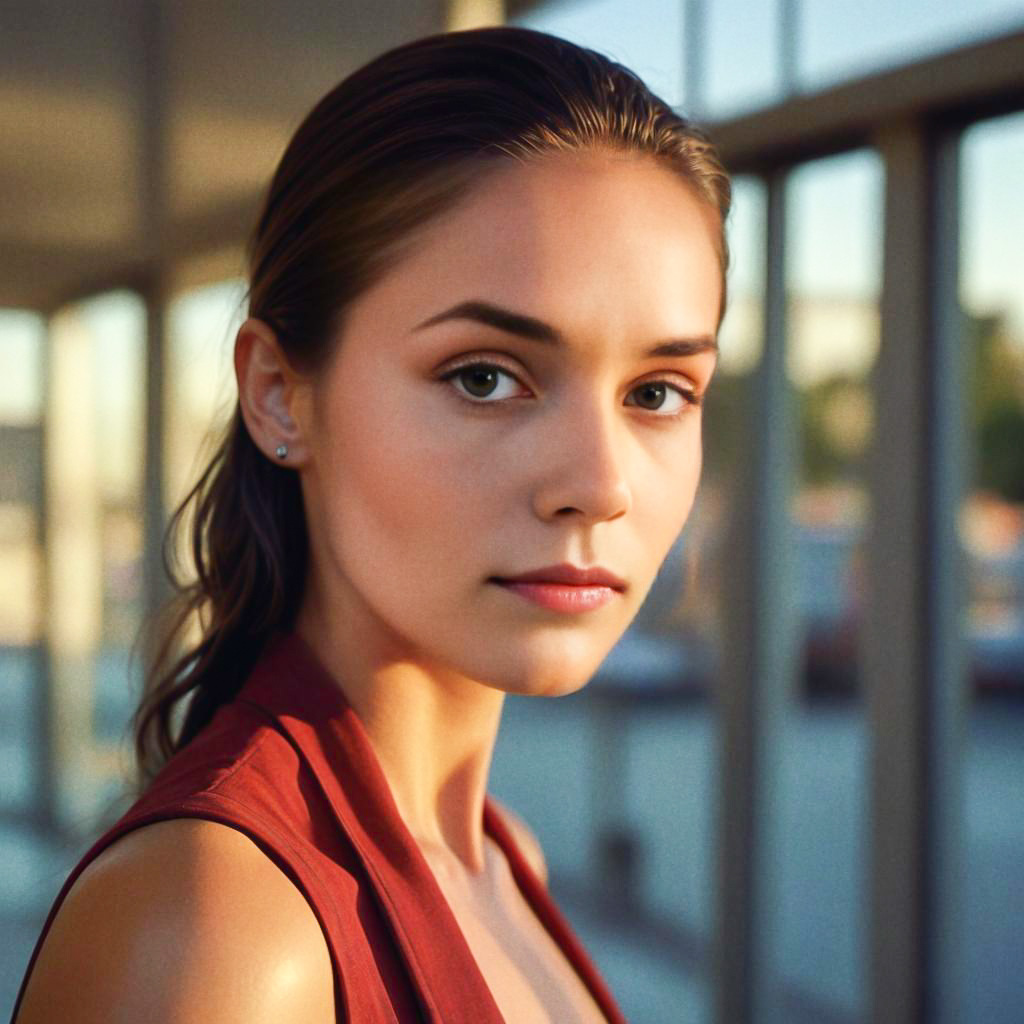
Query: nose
[[531, 392, 633, 525]]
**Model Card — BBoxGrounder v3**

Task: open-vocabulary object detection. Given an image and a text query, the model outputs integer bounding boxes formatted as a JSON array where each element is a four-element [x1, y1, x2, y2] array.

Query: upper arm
[[491, 799, 548, 886], [15, 818, 336, 1024]]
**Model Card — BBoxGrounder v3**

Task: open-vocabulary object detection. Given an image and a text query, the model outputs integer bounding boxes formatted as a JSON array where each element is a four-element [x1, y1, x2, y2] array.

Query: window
[[0, 311, 46, 814], [46, 290, 146, 828], [959, 109, 1024, 1022]]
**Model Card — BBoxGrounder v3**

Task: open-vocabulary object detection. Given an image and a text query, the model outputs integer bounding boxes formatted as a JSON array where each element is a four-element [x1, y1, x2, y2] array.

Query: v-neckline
[[237, 630, 626, 1024]]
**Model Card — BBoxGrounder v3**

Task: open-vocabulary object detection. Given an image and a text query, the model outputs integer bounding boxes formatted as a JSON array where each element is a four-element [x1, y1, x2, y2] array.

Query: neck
[[295, 602, 506, 876]]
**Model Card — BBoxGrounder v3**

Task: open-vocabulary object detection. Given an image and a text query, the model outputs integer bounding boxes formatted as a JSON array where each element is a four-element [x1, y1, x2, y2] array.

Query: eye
[[438, 358, 701, 419], [438, 360, 527, 403], [625, 380, 701, 418]]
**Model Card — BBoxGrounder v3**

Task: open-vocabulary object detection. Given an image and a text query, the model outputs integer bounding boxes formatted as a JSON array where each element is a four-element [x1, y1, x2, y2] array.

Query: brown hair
[[132, 25, 732, 789]]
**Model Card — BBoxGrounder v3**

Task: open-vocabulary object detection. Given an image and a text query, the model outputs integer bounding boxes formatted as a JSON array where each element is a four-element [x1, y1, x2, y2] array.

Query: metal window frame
[[708, 27, 1024, 1024]]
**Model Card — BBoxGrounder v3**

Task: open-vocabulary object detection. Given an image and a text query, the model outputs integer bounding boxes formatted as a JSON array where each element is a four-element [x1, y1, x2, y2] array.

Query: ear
[[234, 317, 312, 467]]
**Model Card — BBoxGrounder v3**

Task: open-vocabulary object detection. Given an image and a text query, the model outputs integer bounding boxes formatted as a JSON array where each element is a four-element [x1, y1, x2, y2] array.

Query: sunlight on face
[[298, 149, 723, 698]]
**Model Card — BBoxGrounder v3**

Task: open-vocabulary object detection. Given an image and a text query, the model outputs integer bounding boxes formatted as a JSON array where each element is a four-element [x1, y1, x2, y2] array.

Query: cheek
[[320, 386, 492, 587], [650, 419, 704, 513], [681, 428, 704, 519]]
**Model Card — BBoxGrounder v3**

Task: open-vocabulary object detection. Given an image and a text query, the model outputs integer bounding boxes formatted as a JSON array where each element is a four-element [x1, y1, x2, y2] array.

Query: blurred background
[[1, 2, 1022, 1022]]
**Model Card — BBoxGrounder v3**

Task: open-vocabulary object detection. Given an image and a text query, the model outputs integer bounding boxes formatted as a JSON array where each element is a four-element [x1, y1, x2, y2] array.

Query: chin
[[536, 676, 593, 699], [449, 630, 617, 699], [492, 664, 598, 700]]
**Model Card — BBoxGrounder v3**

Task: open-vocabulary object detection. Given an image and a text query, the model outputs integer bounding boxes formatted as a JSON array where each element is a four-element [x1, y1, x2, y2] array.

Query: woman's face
[[297, 149, 722, 697]]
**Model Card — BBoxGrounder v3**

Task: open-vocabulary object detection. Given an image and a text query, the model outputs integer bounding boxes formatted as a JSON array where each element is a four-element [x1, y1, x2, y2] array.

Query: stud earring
[[275, 444, 289, 459]]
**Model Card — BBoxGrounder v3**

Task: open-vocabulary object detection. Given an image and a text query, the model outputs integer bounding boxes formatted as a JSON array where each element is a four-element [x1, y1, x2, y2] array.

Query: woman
[[13, 25, 729, 1024]]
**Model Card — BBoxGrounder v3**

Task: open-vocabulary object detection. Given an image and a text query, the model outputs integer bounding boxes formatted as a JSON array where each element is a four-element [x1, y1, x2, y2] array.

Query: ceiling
[[0, 0, 464, 311]]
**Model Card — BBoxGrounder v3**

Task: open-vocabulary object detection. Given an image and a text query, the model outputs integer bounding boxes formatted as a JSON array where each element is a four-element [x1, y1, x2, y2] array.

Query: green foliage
[[797, 375, 868, 486], [969, 312, 1024, 501], [976, 400, 1024, 501]]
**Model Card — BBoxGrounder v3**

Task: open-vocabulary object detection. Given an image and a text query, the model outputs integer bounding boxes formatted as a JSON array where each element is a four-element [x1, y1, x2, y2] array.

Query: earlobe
[[235, 318, 309, 467]]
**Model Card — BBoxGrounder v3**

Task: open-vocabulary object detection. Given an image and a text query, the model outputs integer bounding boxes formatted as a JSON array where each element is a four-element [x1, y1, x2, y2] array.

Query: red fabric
[[12, 630, 628, 1023]]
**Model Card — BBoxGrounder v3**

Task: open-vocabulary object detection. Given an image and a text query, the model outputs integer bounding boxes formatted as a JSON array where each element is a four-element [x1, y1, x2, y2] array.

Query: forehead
[[341, 149, 723, 350]]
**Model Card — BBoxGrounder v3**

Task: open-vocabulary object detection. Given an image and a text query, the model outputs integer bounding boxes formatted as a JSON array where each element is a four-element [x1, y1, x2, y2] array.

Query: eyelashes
[[437, 358, 702, 420]]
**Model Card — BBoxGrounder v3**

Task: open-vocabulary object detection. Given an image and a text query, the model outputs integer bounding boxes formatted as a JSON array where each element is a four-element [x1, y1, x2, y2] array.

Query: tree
[[968, 311, 1024, 501]]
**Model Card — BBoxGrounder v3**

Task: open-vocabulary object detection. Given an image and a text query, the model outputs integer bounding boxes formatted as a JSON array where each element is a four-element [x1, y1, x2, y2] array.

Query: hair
[[131, 25, 732, 790]]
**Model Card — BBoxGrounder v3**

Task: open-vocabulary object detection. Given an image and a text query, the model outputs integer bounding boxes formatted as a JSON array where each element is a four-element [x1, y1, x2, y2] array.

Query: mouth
[[490, 562, 627, 591], [488, 577, 623, 613]]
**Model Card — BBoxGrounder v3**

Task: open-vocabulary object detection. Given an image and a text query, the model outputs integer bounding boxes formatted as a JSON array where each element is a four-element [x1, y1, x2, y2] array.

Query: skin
[[234, 147, 722, 892]]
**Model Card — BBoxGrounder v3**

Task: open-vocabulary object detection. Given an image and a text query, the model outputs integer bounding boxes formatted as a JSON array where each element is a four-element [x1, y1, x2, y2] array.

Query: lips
[[491, 562, 626, 591]]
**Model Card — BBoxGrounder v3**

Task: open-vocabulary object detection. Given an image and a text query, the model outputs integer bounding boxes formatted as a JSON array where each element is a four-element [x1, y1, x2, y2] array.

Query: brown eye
[[439, 361, 523, 403], [626, 380, 699, 417], [460, 366, 500, 398], [634, 382, 670, 410]]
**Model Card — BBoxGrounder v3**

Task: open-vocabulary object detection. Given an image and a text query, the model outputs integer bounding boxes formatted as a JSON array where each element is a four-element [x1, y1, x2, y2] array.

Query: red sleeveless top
[[12, 630, 628, 1023]]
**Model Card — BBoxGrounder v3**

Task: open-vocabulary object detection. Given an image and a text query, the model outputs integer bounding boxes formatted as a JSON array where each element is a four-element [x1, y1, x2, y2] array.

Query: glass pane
[[775, 149, 884, 1021], [719, 176, 766, 376], [959, 110, 1024, 1024], [161, 278, 244, 662], [0, 310, 44, 426], [704, 0, 784, 117], [46, 290, 146, 830], [800, 0, 1024, 92], [509, 0, 686, 107], [0, 309, 46, 817], [787, 150, 882, 695], [165, 278, 244, 517]]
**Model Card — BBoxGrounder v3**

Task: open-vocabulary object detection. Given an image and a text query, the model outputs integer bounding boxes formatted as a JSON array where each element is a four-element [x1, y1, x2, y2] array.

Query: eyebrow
[[413, 299, 718, 359]]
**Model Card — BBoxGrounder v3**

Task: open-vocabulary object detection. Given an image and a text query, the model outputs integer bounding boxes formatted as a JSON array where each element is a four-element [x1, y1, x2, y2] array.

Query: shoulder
[[15, 818, 336, 1024], [489, 797, 549, 886]]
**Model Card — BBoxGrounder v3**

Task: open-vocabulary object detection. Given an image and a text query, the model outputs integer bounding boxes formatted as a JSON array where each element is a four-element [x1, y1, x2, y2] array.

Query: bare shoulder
[[490, 797, 549, 886], [15, 818, 336, 1024]]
